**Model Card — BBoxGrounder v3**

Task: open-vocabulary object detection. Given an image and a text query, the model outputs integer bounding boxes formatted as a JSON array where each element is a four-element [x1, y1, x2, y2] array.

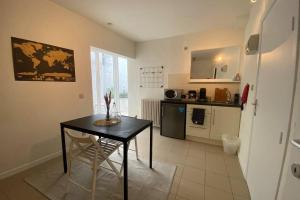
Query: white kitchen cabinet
[[210, 106, 241, 140], [186, 104, 241, 142], [186, 104, 211, 139]]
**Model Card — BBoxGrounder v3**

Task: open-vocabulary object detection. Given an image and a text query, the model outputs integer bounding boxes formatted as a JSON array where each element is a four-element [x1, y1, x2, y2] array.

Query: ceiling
[[51, 0, 251, 42]]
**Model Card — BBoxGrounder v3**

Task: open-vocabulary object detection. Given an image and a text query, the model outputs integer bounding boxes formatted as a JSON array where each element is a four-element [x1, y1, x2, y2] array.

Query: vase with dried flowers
[[104, 91, 112, 121]]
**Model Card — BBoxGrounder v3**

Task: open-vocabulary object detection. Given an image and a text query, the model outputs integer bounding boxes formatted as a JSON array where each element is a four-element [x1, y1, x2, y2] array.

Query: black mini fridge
[[160, 102, 186, 139]]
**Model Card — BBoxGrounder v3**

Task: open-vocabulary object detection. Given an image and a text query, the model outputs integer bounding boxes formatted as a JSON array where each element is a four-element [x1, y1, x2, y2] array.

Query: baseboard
[[0, 151, 62, 180], [186, 135, 223, 146]]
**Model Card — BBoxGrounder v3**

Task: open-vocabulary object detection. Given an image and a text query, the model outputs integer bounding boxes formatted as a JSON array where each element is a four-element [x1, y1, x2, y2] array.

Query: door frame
[[246, 0, 300, 199]]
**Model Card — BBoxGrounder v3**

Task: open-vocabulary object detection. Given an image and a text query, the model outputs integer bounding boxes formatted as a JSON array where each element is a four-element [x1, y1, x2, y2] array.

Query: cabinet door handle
[[189, 125, 207, 129]]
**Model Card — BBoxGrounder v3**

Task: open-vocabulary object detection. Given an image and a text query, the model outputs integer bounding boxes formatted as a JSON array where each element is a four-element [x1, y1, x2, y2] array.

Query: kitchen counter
[[161, 99, 241, 108]]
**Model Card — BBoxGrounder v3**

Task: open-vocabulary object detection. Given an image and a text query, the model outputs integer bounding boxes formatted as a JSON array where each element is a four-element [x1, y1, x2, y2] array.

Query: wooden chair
[[65, 130, 122, 200]]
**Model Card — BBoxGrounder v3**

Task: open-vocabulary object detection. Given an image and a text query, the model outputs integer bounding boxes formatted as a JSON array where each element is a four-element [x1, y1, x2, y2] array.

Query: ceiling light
[[250, 0, 257, 3]]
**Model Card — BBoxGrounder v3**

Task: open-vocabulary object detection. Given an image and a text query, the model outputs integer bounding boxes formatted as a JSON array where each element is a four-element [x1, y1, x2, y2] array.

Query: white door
[[210, 106, 241, 140], [278, 25, 300, 200], [278, 129, 300, 199], [247, 0, 299, 199]]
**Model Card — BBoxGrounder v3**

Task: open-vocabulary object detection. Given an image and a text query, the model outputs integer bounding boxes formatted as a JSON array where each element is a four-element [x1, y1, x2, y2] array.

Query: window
[[90, 47, 128, 115]]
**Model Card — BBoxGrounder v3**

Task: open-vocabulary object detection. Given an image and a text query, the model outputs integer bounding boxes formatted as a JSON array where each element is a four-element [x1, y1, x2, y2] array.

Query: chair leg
[[134, 137, 139, 160], [91, 160, 98, 200], [66, 155, 72, 192], [106, 159, 122, 178], [67, 156, 72, 177]]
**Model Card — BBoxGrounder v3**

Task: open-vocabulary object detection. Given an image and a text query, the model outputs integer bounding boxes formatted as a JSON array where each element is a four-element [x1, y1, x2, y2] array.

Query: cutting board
[[214, 88, 228, 102]]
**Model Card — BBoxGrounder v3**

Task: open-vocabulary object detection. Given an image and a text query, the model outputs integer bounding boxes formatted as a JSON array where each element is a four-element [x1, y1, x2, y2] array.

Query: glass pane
[[101, 53, 114, 113], [118, 57, 128, 115]]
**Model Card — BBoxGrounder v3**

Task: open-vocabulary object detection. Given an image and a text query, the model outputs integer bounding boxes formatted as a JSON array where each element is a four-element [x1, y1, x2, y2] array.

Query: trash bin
[[222, 134, 240, 155]]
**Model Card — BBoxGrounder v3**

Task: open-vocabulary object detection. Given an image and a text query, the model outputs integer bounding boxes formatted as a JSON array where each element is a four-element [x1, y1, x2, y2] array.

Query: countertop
[[161, 99, 241, 108]]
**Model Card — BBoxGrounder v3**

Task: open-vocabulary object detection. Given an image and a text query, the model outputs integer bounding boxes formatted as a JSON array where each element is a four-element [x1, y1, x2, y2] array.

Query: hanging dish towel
[[192, 108, 205, 125], [241, 83, 250, 110]]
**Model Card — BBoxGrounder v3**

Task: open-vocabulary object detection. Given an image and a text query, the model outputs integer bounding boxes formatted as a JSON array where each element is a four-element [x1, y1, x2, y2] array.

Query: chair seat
[[72, 139, 122, 165], [100, 138, 123, 147]]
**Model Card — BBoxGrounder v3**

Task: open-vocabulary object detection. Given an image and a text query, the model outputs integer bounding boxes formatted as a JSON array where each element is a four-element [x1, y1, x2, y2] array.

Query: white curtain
[[91, 47, 102, 114], [90, 47, 124, 114]]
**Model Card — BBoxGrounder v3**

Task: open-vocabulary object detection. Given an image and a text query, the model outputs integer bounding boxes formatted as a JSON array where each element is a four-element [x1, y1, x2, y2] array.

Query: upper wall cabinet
[[189, 46, 241, 83]]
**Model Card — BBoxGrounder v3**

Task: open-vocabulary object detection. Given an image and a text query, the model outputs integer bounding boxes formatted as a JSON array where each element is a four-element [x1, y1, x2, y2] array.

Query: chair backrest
[[65, 130, 92, 144], [65, 130, 102, 150]]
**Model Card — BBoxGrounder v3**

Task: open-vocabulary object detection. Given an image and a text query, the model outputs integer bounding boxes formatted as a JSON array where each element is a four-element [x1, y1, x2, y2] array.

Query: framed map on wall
[[11, 37, 76, 82]]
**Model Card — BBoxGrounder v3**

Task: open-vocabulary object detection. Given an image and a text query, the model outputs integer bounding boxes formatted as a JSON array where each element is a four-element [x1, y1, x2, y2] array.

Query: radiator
[[141, 99, 161, 127]]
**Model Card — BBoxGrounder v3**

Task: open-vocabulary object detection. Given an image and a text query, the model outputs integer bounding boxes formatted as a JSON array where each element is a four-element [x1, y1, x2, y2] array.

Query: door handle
[[291, 139, 300, 149], [252, 99, 258, 116]]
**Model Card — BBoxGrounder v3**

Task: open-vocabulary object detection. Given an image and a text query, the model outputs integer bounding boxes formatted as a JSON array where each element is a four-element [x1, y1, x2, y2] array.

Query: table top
[[61, 114, 152, 142]]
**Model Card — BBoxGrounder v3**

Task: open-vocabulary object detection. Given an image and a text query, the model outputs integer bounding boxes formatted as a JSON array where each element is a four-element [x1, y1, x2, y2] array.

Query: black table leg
[[123, 141, 128, 200], [150, 122, 153, 169], [60, 125, 67, 173]]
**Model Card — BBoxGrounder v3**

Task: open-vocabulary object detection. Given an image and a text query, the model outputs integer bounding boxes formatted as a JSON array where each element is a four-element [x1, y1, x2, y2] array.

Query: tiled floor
[[0, 127, 250, 200], [137, 128, 251, 200]]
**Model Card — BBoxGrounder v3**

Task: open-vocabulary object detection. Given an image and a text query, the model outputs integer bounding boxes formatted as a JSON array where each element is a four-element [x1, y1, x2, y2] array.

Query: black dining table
[[60, 114, 153, 200]]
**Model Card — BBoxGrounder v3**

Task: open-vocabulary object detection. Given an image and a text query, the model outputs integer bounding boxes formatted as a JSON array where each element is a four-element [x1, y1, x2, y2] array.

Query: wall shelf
[[189, 79, 241, 83]]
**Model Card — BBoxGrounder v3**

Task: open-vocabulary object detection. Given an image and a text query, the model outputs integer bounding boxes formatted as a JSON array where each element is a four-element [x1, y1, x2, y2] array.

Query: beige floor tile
[[175, 196, 189, 200], [170, 178, 180, 195], [166, 153, 187, 165], [168, 193, 176, 200], [226, 164, 245, 179], [234, 195, 251, 200], [205, 186, 234, 200], [189, 142, 206, 152], [177, 179, 205, 200], [168, 194, 176, 200], [181, 166, 205, 184], [188, 148, 206, 160], [175, 164, 184, 179], [230, 178, 250, 198], [206, 152, 225, 163], [224, 155, 240, 167], [169, 145, 189, 158], [185, 153, 205, 170], [204, 144, 224, 154], [205, 152, 227, 175], [205, 172, 232, 192]]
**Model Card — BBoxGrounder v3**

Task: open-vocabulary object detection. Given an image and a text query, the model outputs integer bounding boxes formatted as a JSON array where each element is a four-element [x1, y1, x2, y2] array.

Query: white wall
[[0, 0, 135, 178], [128, 28, 245, 117], [238, 0, 275, 177]]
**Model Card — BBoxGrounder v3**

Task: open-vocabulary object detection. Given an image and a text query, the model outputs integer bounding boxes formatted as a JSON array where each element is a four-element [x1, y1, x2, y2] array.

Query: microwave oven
[[164, 89, 183, 100]]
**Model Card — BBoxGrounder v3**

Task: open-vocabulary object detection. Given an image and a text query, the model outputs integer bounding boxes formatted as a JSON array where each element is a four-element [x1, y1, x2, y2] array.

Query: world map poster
[[11, 37, 76, 82]]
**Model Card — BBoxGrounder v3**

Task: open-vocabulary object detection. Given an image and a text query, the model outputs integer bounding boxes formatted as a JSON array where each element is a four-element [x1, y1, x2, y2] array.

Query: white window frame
[[90, 46, 128, 115]]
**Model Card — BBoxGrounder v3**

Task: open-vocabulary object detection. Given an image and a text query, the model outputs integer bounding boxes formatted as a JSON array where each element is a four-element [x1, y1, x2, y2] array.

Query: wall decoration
[[139, 66, 164, 88], [11, 37, 75, 82]]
